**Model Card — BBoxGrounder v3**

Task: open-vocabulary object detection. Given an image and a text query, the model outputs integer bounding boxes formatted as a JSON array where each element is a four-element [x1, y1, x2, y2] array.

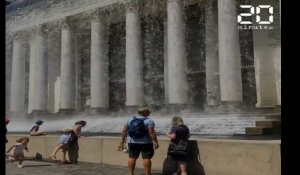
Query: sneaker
[[17, 165, 23, 168]]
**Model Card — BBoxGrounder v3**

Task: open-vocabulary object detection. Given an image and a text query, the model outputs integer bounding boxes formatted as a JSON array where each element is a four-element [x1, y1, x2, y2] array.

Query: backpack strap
[[129, 116, 136, 144], [139, 117, 150, 143]]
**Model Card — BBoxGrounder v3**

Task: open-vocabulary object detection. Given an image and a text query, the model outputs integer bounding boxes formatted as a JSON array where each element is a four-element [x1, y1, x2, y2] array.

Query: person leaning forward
[[121, 107, 159, 175]]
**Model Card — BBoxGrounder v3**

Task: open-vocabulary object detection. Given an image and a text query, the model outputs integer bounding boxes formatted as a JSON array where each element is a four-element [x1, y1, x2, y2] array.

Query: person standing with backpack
[[166, 116, 190, 175], [120, 107, 159, 175]]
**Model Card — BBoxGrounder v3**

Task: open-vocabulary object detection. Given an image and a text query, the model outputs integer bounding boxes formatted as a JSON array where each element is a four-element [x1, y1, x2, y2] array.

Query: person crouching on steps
[[30, 120, 47, 136], [120, 107, 159, 175], [48, 120, 86, 163], [6, 137, 30, 168]]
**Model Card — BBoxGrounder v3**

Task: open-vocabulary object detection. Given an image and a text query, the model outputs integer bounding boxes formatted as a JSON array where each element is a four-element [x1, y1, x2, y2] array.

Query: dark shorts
[[128, 143, 154, 159]]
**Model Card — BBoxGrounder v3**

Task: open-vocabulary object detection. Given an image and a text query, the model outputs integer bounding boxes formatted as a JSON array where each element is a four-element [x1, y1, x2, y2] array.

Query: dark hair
[[75, 120, 86, 127], [35, 120, 43, 125]]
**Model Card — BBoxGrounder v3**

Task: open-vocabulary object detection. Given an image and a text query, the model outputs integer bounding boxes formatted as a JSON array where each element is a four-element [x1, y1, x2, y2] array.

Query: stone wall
[[6, 134, 281, 175]]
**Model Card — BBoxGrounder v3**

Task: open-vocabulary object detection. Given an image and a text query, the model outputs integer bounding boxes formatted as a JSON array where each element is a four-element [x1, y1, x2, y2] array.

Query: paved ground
[[6, 160, 163, 175]]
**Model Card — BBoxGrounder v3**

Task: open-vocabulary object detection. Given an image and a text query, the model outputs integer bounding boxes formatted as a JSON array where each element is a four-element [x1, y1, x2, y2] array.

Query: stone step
[[255, 120, 281, 127], [245, 127, 274, 135], [264, 114, 281, 120]]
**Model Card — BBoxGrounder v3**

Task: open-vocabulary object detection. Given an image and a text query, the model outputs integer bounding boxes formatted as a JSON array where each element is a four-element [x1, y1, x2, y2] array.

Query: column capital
[[122, 0, 141, 13], [61, 20, 71, 30], [36, 24, 48, 36], [13, 31, 28, 42], [60, 17, 76, 30], [90, 9, 107, 22]]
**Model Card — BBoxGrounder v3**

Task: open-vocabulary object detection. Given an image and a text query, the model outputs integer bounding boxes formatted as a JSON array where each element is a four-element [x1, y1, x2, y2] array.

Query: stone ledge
[[6, 134, 280, 175]]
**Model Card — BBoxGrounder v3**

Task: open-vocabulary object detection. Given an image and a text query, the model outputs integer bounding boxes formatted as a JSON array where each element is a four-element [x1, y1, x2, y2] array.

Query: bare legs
[[17, 156, 24, 167], [49, 144, 67, 161], [128, 158, 152, 175], [62, 147, 68, 162], [128, 158, 136, 175], [7, 156, 24, 168], [143, 159, 152, 175], [178, 161, 187, 175]]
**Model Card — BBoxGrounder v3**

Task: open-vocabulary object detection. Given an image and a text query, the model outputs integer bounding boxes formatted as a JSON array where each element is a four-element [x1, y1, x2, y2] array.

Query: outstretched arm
[[6, 145, 16, 153]]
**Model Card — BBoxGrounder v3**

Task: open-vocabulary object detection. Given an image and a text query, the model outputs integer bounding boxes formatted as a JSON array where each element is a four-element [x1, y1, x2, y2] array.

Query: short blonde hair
[[171, 116, 184, 126]]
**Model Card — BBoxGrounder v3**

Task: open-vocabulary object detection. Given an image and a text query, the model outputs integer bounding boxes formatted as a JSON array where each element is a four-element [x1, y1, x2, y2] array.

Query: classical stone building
[[6, 0, 281, 117]]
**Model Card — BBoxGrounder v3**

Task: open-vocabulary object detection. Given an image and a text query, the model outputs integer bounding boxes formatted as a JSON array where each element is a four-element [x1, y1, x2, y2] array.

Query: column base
[[57, 108, 75, 114], [31, 110, 50, 116], [205, 102, 280, 114], [275, 105, 281, 111], [205, 102, 247, 113], [124, 106, 139, 115], [255, 102, 276, 108], [89, 107, 109, 115], [188, 104, 205, 112], [166, 104, 188, 113]]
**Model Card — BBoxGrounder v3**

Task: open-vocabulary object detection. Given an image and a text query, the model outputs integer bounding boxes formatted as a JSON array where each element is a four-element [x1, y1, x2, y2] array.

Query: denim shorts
[[128, 143, 154, 159]]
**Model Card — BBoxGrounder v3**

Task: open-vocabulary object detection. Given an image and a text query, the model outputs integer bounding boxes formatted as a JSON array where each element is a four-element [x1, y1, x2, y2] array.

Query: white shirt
[[13, 143, 27, 155]]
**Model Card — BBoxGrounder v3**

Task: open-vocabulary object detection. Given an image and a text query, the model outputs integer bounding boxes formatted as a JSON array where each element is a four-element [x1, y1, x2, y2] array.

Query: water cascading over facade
[[5, 0, 281, 135]]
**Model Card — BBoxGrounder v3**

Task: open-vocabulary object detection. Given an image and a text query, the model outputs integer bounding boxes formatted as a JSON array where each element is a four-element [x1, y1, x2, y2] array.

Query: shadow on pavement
[[23, 164, 52, 167]]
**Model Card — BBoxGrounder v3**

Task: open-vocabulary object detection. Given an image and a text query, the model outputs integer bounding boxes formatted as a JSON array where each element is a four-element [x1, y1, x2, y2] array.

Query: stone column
[[32, 25, 48, 113], [124, 1, 144, 110], [252, 0, 280, 107], [28, 35, 36, 114], [167, 0, 188, 107], [54, 76, 61, 113], [275, 0, 281, 107], [218, 0, 243, 102], [59, 19, 76, 112], [90, 10, 109, 112], [10, 33, 26, 112], [164, 20, 169, 105], [205, 0, 220, 106]]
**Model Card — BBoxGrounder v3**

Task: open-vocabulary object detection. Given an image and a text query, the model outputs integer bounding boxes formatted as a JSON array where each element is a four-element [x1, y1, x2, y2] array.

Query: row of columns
[[9, 0, 280, 113]]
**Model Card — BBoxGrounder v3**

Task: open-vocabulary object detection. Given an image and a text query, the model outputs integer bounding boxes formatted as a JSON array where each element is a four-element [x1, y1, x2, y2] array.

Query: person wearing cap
[[120, 107, 159, 175], [30, 120, 47, 136]]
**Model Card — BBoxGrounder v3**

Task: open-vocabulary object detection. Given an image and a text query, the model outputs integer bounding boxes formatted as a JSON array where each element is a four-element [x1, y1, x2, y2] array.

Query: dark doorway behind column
[[141, 15, 165, 110], [108, 22, 126, 111], [185, 4, 207, 109], [237, 0, 257, 106]]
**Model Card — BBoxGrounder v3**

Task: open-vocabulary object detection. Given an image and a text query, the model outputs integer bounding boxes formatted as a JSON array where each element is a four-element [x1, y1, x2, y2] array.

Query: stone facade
[[6, 0, 281, 115]]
